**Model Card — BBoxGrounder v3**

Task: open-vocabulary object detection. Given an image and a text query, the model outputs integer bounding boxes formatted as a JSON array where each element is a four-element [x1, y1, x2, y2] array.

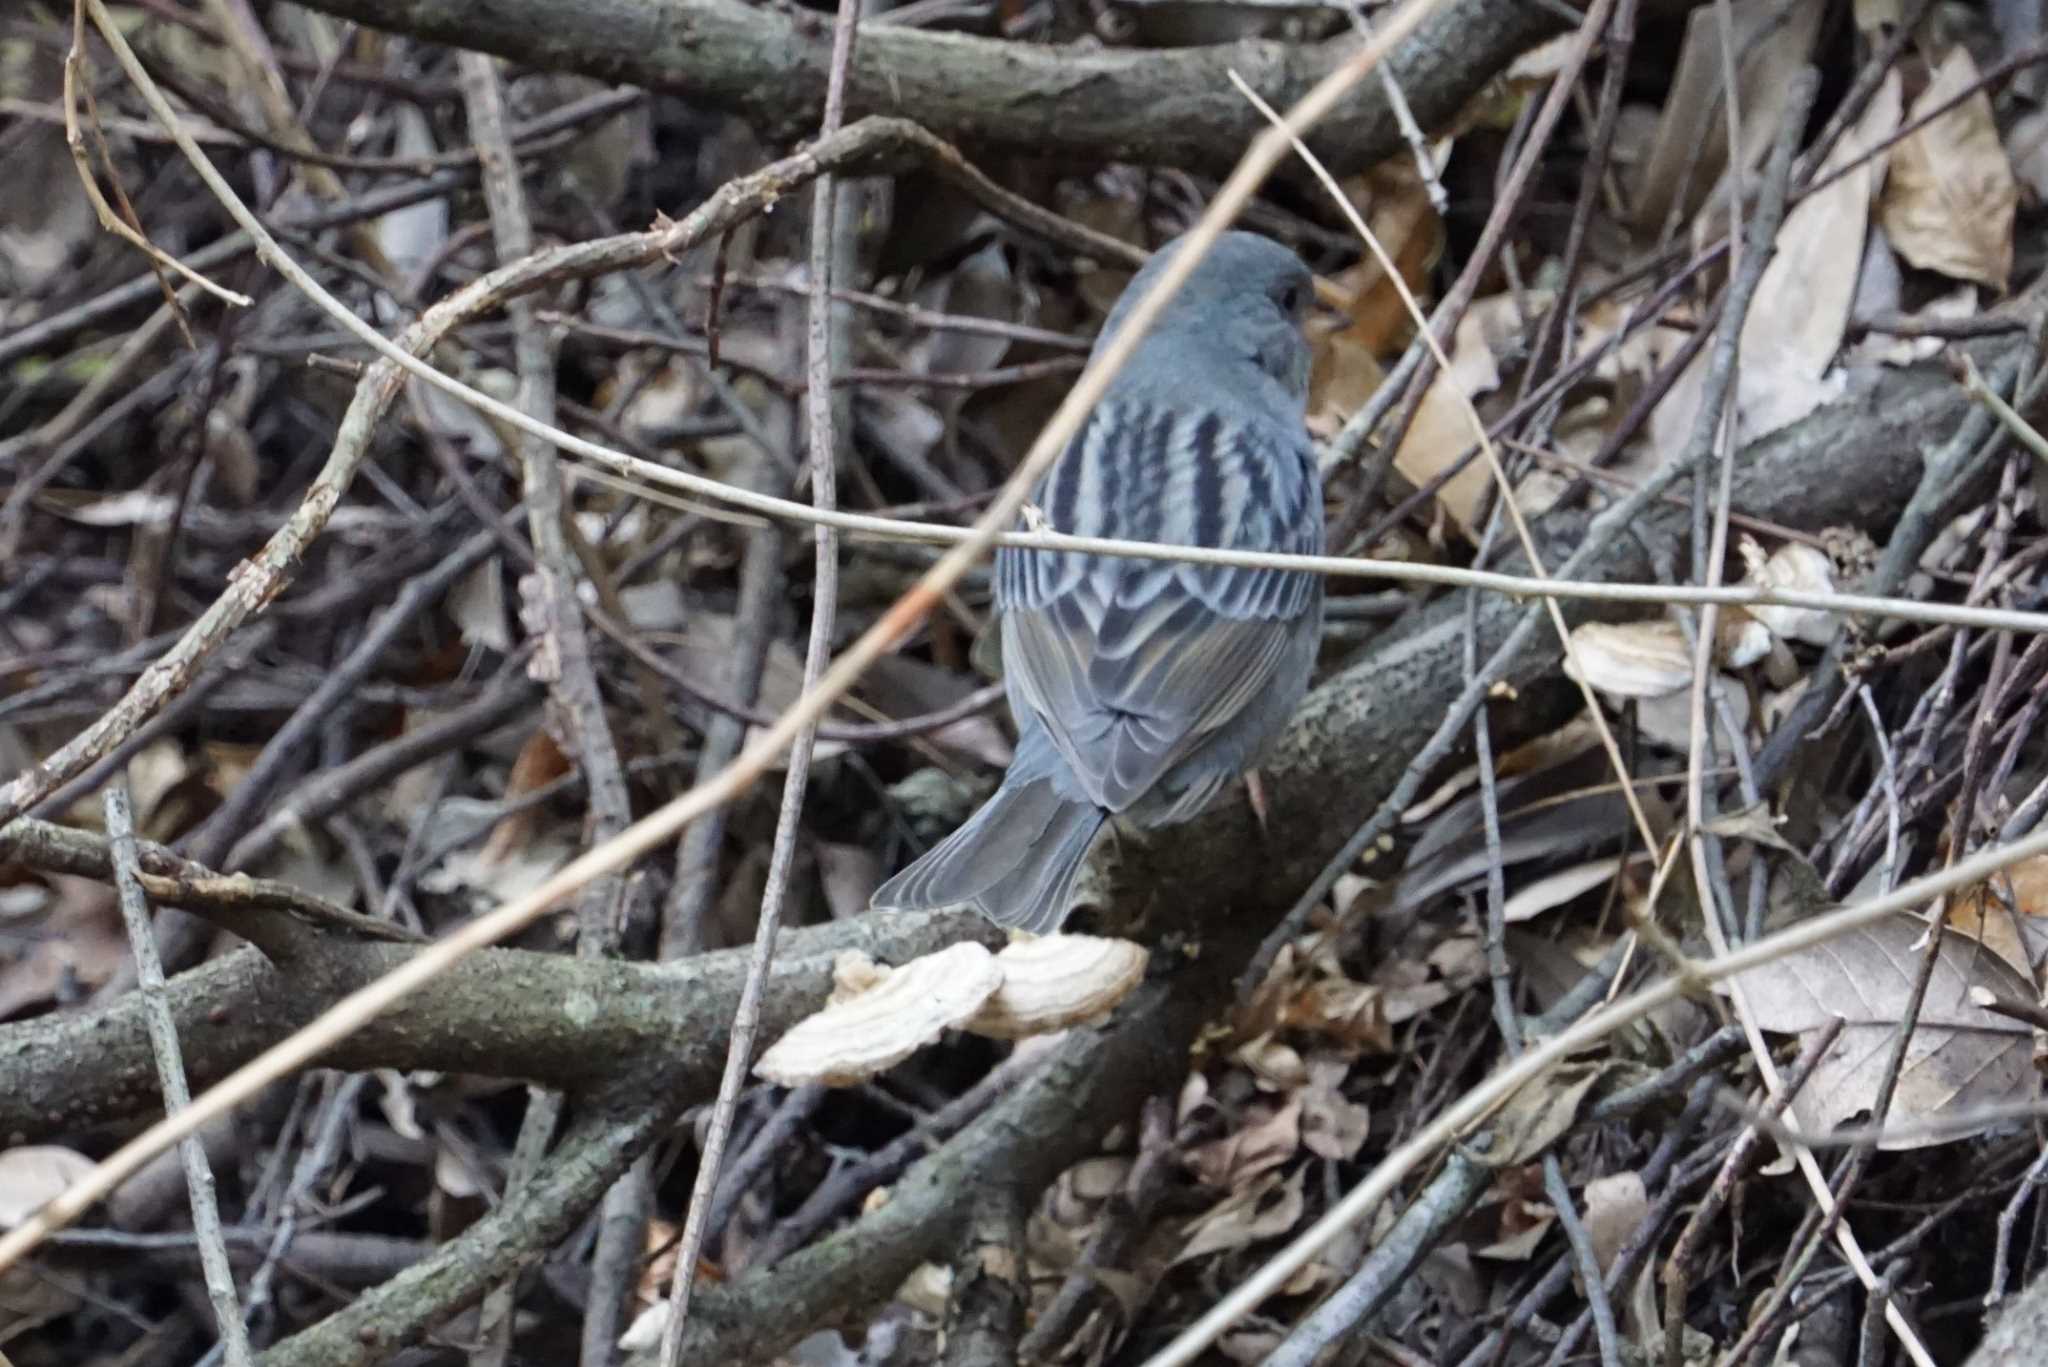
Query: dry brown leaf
[[1505, 33, 1577, 82], [1476, 1216, 1553, 1262], [0, 874, 127, 1021], [1283, 977, 1394, 1052], [1632, 672, 1752, 759], [814, 841, 884, 921], [477, 728, 571, 867], [1306, 328, 1385, 442], [660, 613, 849, 766], [1232, 941, 1301, 1042], [1063, 1154, 1133, 1208], [420, 798, 573, 908], [1638, 61, 1897, 447], [1428, 936, 1488, 988], [1172, 1167, 1306, 1265], [1184, 1096, 1301, 1190], [1300, 1056, 1372, 1162], [125, 739, 192, 830], [1030, 1154, 1133, 1285], [1879, 47, 2018, 289], [1389, 293, 1534, 538], [1327, 159, 1444, 357], [1946, 854, 2048, 977], [1372, 961, 1455, 1028], [1397, 758, 1650, 915], [1230, 1032, 1309, 1091], [1305, 158, 1442, 440], [0, 1257, 78, 1341], [896, 1262, 954, 1318], [636, 1216, 680, 1309], [1731, 912, 2036, 1148], [1631, 0, 1826, 233], [1580, 1172, 1647, 1277], [859, 654, 1013, 769], [448, 556, 511, 653], [1579, 1169, 1661, 1344], [1502, 854, 1651, 924], [912, 230, 1014, 381], [2011, 104, 2048, 201], [1576, 295, 1676, 392], [1845, 284, 1980, 368], [1482, 1062, 1608, 1166], [1702, 803, 1796, 852], [1497, 714, 1605, 780], [434, 1143, 487, 1200], [375, 106, 450, 282], [1735, 70, 1901, 436]]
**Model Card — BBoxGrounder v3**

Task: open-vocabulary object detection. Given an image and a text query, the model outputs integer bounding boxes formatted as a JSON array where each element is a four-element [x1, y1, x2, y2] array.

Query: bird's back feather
[[997, 397, 1322, 818]]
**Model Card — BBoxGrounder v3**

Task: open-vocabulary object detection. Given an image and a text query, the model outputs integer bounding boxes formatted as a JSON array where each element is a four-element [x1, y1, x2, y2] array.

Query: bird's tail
[[871, 741, 1105, 934]]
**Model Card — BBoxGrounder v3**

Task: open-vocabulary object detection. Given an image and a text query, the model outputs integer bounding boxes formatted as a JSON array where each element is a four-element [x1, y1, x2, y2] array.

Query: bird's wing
[[996, 400, 1322, 813]]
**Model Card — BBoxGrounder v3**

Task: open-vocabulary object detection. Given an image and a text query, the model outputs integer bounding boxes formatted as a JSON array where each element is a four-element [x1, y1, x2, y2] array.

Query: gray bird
[[870, 230, 1325, 933]]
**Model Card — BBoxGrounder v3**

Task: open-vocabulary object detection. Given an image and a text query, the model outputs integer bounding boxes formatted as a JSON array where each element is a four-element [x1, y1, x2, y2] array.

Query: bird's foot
[[1243, 770, 1271, 836]]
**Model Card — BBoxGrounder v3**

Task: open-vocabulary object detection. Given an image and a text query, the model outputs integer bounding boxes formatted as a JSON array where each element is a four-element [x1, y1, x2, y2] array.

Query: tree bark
[[285, 0, 1572, 174]]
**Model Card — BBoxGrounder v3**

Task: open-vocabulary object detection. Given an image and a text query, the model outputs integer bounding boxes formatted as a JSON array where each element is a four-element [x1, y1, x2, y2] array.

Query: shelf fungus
[[965, 934, 1149, 1040], [754, 935, 1149, 1086]]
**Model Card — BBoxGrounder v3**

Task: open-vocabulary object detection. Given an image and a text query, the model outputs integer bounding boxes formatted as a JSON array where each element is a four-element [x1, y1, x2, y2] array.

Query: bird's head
[[1095, 230, 1314, 408]]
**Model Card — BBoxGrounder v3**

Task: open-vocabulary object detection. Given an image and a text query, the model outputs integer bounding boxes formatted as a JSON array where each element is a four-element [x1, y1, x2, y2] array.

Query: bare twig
[[705, 1084, 827, 1253], [237, 1073, 369, 1341], [658, 0, 860, 1350], [104, 780, 253, 1366], [1234, 2, 1688, 981], [1659, 1019, 1842, 1367], [1266, 1148, 1491, 1366], [0, 818, 416, 948], [60, 5, 248, 311], [751, 1044, 1045, 1271], [1964, 350, 2048, 468], [181, 526, 504, 868], [1988, 1147, 2048, 1307], [459, 47, 640, 1367]]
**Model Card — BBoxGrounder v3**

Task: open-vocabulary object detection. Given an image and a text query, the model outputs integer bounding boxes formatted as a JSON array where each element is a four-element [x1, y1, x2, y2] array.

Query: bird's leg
[[1242, 770, 1271, 835]]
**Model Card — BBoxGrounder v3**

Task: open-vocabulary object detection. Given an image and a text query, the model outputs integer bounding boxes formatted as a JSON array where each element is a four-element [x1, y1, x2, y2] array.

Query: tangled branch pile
[[3, 0, 2048, 1364]]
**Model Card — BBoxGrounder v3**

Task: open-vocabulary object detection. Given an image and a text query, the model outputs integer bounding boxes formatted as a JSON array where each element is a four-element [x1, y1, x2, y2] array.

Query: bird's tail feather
[[871, 774, 1104, 934]]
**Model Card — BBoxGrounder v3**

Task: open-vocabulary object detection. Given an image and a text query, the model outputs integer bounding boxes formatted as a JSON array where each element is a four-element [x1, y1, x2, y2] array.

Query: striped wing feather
[[996, 400, 1321, 814]]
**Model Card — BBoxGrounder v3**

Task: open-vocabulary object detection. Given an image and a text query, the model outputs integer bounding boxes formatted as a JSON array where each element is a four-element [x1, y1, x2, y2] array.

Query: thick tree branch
[[286, 0, 1569, 174], [0, 910, 988, 1142], [263, 935, 1233, 1367]]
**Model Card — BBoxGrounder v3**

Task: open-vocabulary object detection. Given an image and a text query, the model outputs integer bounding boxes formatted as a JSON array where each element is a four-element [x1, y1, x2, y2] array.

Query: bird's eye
[[1277, 282, 1305, 314]]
